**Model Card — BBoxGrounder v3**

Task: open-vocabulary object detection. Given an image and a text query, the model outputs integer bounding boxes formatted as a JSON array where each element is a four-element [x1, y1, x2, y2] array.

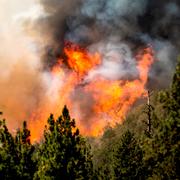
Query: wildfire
[[29, 43, 154, 142], [65, 43, 101, 77]]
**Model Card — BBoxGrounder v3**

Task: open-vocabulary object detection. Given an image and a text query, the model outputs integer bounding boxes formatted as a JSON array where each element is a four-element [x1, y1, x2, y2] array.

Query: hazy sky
[[0, 0, 44, 129], [0, 0, 36, 25], [0, 0, 39, 33]]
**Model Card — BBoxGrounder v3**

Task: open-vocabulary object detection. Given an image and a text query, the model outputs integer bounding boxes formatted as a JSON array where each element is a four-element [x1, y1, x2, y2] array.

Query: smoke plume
[[0, 0, 180, 139], [25, 0, 180, 86], [0, 0, 46, 129]]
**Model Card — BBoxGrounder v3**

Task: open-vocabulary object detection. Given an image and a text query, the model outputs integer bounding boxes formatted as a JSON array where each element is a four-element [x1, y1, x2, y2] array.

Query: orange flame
[[29, 43, 154, 142], [65, 43, 101, 77]]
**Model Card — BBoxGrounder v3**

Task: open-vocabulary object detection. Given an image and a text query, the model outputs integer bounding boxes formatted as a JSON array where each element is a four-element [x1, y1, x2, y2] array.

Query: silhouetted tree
[[15, 121, 36, 179], [34, 106, 93, 180], [0, 119, 17, 179]]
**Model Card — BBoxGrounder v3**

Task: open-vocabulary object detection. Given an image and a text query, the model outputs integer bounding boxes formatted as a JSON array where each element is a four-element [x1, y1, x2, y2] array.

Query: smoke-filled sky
[[0, 0, 43, 128], [0, 0, 179, 136], [23, 0, 180, 83]]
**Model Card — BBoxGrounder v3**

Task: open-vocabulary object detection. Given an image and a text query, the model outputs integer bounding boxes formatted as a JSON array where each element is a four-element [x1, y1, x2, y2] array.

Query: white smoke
[[87, 41, 137, 81]]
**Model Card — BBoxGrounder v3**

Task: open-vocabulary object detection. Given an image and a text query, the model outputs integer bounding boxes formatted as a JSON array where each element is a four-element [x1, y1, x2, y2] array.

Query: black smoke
[[27, 0, 180, 88]]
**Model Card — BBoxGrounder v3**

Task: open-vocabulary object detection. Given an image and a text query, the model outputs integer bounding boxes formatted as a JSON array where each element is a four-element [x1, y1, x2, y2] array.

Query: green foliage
[[171, 59, 180, 114], [0, 107, 93, 180], [113, 130, 144, 180], [143, 59, 180, 179], [158, 59, 180, 117], [0, 119, 17, 179], [92, 127, 115, 180], [0, 119, 36, 180], [34, 105, 93, 180], [15, 121, 36, 179]]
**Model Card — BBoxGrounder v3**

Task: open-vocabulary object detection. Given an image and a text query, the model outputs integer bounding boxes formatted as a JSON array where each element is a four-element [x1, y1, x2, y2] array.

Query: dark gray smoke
[[24, 0, 82, 68], [27, 0, 180, 88]]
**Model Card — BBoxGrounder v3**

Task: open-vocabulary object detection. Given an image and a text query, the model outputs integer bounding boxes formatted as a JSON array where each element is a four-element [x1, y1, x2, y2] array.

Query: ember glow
[[29, 43, 154, 142]]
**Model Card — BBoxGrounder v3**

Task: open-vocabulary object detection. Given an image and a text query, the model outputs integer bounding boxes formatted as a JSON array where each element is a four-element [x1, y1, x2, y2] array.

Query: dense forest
[[0, 60, 179, 179]]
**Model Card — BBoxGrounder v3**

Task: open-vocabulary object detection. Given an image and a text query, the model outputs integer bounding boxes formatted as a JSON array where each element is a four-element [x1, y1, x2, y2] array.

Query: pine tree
[[34, 105, 93, 180], [170, 58, 180, 116], [0, 118, 17, 179], [144, 59, 180, 179], [0, 117, 36, 179], [113, 130, 144, 180], [15, 121, 36, 180], [93, 127, 116, 180]]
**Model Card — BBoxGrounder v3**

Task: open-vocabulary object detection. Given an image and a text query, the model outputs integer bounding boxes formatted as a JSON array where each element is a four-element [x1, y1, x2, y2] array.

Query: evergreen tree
[[34, 106, 93, 180], [169, 59, 180, 116], [113, 130, 144, 180], [93, 127, 116, 180], [144, 59, 180, 179], [0, 117, 36, 180], [0, 119, 17, 179], [15, 121, 36, 179]]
